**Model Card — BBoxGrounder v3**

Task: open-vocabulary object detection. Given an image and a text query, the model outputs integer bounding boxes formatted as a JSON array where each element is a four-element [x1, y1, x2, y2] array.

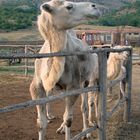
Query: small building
[[75, 26, 140, 46]]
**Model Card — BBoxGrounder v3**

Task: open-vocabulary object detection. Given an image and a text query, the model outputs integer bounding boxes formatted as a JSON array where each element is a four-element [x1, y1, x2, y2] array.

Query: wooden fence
[[0, 44, 138, 75], [0, 47, 132, 140], [0, 44, 41, 75]]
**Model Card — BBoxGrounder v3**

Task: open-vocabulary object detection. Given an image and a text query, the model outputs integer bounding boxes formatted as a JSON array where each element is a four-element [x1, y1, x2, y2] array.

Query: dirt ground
[[0, 65, 140, 140]]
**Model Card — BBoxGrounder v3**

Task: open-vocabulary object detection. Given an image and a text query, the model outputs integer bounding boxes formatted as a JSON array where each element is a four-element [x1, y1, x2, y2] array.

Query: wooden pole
[[97, 51, 107, 140], [24, 45, 28, 76], [123, 49, 132, 122]]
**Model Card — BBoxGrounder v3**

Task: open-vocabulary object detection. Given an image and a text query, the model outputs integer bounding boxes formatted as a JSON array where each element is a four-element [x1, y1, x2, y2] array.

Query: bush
[[0, 1, 37, 31], [90, 0, 140, 27]]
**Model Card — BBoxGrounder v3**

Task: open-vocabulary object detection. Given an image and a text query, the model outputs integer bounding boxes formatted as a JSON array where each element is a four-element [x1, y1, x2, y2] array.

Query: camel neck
[[38, 12, 67, 52], [46, 26, 67, 53]]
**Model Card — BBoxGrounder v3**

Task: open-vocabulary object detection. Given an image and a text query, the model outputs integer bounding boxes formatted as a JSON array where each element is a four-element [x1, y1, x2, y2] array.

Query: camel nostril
[[91, 4, 95, 8]]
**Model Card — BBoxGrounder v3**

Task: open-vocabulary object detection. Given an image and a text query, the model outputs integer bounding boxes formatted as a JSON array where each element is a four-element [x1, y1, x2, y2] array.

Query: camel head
[[40, 0, 100, 30], [112, 45, 132, 61]]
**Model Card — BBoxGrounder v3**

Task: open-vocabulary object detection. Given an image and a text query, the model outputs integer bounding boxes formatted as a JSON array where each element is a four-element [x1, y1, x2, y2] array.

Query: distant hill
[[0, 0, 138, 31], [91, 0, 140, 27], [70, 0, 135, 9], [0, 0, 38, 31], [91, 0, 129, 9]]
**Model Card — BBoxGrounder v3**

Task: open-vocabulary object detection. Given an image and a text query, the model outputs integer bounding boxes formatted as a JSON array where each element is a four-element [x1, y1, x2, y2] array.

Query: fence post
[[97, 51, 107, 140], [123, 49, 132, 122], [24, 45, 28, 76]]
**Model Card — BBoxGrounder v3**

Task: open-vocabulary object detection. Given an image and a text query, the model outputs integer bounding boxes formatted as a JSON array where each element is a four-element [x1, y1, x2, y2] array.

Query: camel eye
[[66, 4, 73, 10]]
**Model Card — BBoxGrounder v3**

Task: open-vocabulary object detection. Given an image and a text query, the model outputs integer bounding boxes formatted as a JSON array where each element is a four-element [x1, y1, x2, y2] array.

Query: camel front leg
[[30, 80, 48, 140], [37, 105, 48, 140], [46, 103, 55, 120], [64, 95, 78, 140], [56, 110, 66, 134], [57, 94, 78, 140], [42, 79, 56, 121]]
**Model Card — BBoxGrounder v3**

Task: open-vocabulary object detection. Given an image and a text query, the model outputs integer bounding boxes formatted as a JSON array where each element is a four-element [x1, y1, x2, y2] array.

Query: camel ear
[[42, 4, 54, 13]]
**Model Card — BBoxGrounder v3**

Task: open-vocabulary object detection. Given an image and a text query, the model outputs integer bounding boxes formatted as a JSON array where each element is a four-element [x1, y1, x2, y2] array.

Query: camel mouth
[[81, 14, 99, 22], [86, 14, 99, 19], [86, 11, 100, 19]]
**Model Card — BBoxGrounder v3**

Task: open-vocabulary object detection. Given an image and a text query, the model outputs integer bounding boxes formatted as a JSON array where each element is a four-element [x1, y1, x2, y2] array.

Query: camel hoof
[[56, 126, 65, 134], [89, 121, 96, 127], [81, 128, 92, 140], [81, 136, 87, 140], [107, 98, 113, 103], [86, 133, 91, 139], [47, 114, 55, 120], [47, 119, 52, 123], [82, 134, 92, 139], [81, 133, 91, 140]]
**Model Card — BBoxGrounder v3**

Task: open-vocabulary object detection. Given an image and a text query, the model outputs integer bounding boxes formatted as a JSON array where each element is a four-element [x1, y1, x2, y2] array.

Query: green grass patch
[[0, 66, 34, 75]]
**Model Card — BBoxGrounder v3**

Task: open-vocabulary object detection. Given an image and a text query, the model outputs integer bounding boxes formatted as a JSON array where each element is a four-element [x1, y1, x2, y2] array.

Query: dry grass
[[0, 27, 41, 41]]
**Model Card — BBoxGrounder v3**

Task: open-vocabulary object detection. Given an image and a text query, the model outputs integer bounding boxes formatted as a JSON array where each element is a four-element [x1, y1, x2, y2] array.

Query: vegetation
[[0, 66, 34, 74], [90, 1, 140, 27], [0, 0, 140, 31], [0, 0, 38, 31]]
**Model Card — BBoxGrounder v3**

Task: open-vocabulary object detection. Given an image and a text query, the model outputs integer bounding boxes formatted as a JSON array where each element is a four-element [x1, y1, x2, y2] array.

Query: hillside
[[91, 0, 133, 9], [91, 1, 140, 27], [0, 0, 38, 31], [0, 0, 137, 31]]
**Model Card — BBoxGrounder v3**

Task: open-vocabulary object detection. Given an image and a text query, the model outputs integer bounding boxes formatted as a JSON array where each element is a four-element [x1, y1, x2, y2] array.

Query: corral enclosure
[[0, 45, 140, 140], [0, 0, 140, 138], [0, 38, 140, 140], [0, 65, 140, 140]]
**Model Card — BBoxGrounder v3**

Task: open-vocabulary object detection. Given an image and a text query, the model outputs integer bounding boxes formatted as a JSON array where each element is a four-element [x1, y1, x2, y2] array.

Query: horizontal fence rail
[[0, 45, 42, 48], [0, 86, 98, 113], [0, 47, 131, 59], [0, 40, 44, 45]]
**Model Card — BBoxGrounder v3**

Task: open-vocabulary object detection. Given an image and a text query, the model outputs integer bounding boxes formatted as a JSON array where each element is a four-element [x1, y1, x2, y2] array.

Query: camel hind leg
[[30, 79, 48, 140]]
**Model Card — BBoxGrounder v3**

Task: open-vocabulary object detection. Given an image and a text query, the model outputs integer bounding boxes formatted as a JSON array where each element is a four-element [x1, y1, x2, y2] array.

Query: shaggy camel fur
[[29, 0, 100, 140], [88, 45, 131, 126]]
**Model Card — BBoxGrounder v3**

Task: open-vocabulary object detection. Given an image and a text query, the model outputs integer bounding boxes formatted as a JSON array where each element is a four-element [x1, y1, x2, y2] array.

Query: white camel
[[88, 45, 131, 126], [56, 44, 131, 134], [29, 0, 100, 140]]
